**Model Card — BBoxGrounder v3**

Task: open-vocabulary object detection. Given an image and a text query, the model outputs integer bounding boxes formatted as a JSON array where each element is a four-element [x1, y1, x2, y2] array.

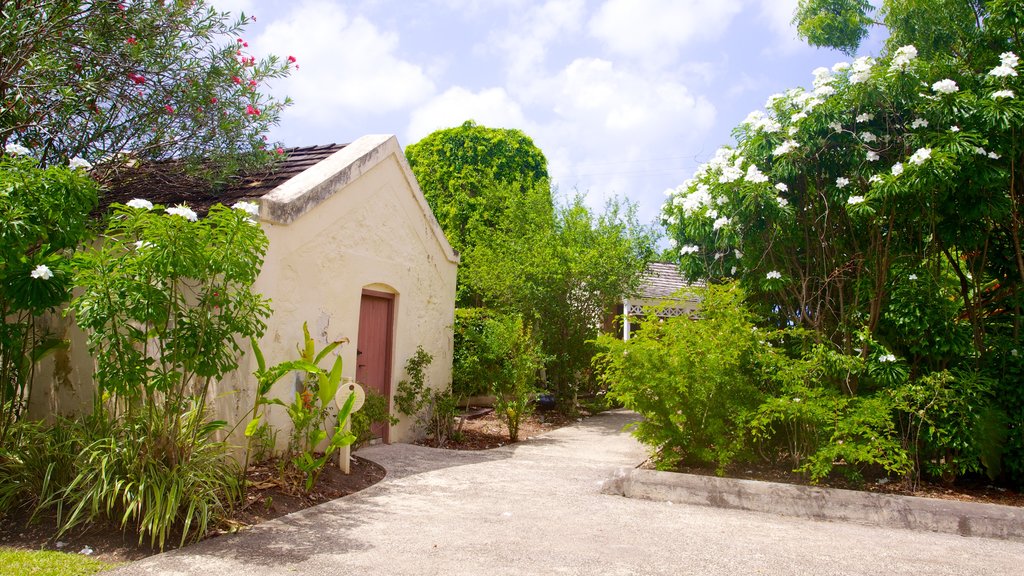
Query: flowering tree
[[659, 1, 1024, 484], [0, 0, 294, 180]]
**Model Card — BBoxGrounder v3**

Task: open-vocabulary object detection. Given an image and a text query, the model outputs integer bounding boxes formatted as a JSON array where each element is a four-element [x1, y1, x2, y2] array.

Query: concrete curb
[[602, 467, 1024, 542]]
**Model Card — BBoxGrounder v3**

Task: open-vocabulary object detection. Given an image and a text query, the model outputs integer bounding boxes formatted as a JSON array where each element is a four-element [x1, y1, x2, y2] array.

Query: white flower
[[814, 85, 836, 97], [932, 79, 959, 94], [1012, 349, 1020, 357], [79, 546, 94, 556], [731, 266, 737, 275], [856, 112, 874, 123], [745, 164, 769, 184], [773, 140, 800, 156], [993, 89, 1015, 99], [792, 397, 802, 403], [775, 183, 789, 192], [791, 111, 808, 123], [713, 216, 730, 230], [909, 148, 932, 166], [1001, 51, 1020, 68], [836, 177, 850, 189], [233, 201, 260, 218], [766, 270, 782, 280], [69, 157, 92, 170], [910, 118, 929, 129], [892, 163, 904, 176], [31, 264, 53, 280], [765, 93, 785, 108], [859, 132, 878, 143], [890, 45, 918, 71], [126, 198, 153, 210], [847, 195, 865, 205], [788, 126, 799, 136], [680, 244, 699, 255], [734, 249, 743, 259], [832, 61, 851, 72], [908, 274, 918, 280], [829, 121, 842, 132], [134, 240, 153, 250], [866, 150, 880, 162], [869, 175, 883, 184], [950, 125, 960, 132], [975, 146, 988, 155], [879, 353, 897, 363], [166, 204, 198, 222], [4, 142, 30, 156], [989, 151, 1002, 160], [989, 65, 1017, 78], [850, 56, 874, 84], [719, 165, 743, 183], [776, 197, 789, 208]]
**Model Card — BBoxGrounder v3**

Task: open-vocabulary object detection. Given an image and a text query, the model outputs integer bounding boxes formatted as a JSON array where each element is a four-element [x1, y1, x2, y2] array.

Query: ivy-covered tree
[[661, 0, 1024, 485], [0, 0, 294, 180], [405, 120, 551, 255]]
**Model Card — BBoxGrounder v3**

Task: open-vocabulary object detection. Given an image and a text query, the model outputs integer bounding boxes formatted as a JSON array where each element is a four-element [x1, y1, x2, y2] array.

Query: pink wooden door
[[356, 290, 394, 442]]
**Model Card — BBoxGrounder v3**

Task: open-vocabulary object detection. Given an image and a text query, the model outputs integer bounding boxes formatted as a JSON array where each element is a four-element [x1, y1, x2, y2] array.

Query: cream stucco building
[[30, 134, 459, 445]]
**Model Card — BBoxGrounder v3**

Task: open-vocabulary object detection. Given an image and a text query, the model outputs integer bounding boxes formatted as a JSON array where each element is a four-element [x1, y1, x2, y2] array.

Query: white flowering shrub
[[0, 150, 98, 442], [658, 5, 1024, 485]]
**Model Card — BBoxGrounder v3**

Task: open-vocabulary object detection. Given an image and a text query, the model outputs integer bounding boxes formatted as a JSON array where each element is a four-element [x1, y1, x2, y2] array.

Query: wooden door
[[356, 290, 394, 442]]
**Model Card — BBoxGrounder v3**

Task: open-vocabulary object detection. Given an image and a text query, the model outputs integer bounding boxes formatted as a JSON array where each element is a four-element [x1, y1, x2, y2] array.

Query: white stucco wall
[[28, 134, 459, 446]]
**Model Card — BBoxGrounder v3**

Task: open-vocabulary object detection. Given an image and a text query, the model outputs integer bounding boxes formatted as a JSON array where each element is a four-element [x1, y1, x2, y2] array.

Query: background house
[[614, 262, 700, 340], [30, 134, 459, 444]]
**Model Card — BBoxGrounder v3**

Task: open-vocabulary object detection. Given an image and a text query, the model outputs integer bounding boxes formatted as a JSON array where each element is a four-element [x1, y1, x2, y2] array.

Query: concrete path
[[110, 410, 1024, 575]]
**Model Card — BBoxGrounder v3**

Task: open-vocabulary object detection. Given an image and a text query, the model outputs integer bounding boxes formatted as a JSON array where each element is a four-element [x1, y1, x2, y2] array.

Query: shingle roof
[[636, 261, 691, 299], [98, 143, 347, 215]]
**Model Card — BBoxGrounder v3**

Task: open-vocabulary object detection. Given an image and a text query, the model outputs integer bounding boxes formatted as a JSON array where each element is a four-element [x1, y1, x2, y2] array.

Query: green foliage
[[596, 284, 764, 471], [0, 1, 293, 179], [486, 316, 544, 442], [662, 2, 1024, 485], [405, 120, 550, 254], [59, 401, 241, 550], [794, 0, 876, 55], [351, 391, 397, 448], [72, 201, 271, 411], [0, 153, 98, 443], [255, 323, 357, 493], [0, 548, 117, 576], [394, 346, 458, 445], [0, 419, 77, 516]]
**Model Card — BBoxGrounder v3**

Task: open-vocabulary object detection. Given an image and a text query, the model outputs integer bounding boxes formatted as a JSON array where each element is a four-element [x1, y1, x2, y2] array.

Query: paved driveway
[[111, 410, 1024, 575]]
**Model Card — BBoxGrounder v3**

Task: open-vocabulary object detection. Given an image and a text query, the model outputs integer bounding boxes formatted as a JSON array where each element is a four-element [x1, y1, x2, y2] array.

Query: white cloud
[[491, 0, 585, 78], [208, 0, 256, 18], [588, 0, 743, 63], [257, 0, 434, 118], [406, 87, 528, 143], [756, 0, 805, 54]]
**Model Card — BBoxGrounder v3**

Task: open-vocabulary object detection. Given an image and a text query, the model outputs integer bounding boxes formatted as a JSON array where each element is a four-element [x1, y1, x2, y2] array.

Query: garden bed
[[0, 455, 386, 564], [416, 408, 577, 450]]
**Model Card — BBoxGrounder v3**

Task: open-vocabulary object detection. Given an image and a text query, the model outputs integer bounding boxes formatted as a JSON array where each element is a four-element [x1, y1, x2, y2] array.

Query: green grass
[[0, 547, 117, 575]]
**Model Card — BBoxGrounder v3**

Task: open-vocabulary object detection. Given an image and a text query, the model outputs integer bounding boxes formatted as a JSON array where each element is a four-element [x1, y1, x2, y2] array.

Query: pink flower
[[237, 38, 244, 43], [246, 104, 260, 115], [231, 76, 241, 84], [248, 79, 257, 87], [288, 55, 297, 63], [128, 73, 145, 84], [126, 37, 137, 45], [164, 104, 174, 114], [276, 147, 284, 155], [210, 97, 218, 104]]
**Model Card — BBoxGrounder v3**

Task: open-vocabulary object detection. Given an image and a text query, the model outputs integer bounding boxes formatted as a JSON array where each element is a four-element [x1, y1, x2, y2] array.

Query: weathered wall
[[29, 135, 459, 446]]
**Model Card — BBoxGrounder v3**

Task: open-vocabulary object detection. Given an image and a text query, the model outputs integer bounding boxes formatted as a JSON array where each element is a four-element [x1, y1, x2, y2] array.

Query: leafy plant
[[484, 315, 544, 441], [0, 152, 98, 444], [253, 323, 357, 492], [394, 346, 459, 445], [59, 400, 242, 550], [596, 283, 764, 471], [351, 391, 397, 448]]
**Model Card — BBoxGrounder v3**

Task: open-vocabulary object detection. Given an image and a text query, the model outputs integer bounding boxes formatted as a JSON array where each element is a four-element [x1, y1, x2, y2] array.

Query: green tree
[[405, 120, 551, 255], [663, 0, 1024, 485], [0, 0, 293, 179]]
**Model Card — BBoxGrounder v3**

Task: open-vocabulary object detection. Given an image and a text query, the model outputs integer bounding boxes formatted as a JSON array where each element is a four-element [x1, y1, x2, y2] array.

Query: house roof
[[636, 261, 693, 300], [98, 143, 347, 215]]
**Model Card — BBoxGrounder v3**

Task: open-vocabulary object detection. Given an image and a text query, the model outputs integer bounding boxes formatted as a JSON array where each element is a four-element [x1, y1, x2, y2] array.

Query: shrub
[[595, 283, 764, 471], [351, 391, 397, 448], [394, 347, 459, 445]]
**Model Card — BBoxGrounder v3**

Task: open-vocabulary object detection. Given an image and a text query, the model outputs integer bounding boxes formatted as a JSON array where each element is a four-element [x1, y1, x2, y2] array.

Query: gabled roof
[[99, 143, 347, 215], [636, 261, 693, 300]]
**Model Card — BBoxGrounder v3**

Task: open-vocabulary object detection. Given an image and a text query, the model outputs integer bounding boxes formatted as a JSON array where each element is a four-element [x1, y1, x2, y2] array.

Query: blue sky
[[218, 0, 886, 225]]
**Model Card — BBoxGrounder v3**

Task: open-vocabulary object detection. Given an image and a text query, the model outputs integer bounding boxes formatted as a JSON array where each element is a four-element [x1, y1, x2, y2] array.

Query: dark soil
[[669, 459, 1024, 507], [0, 455, 385, 564], [416, 408, 577, 450]]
